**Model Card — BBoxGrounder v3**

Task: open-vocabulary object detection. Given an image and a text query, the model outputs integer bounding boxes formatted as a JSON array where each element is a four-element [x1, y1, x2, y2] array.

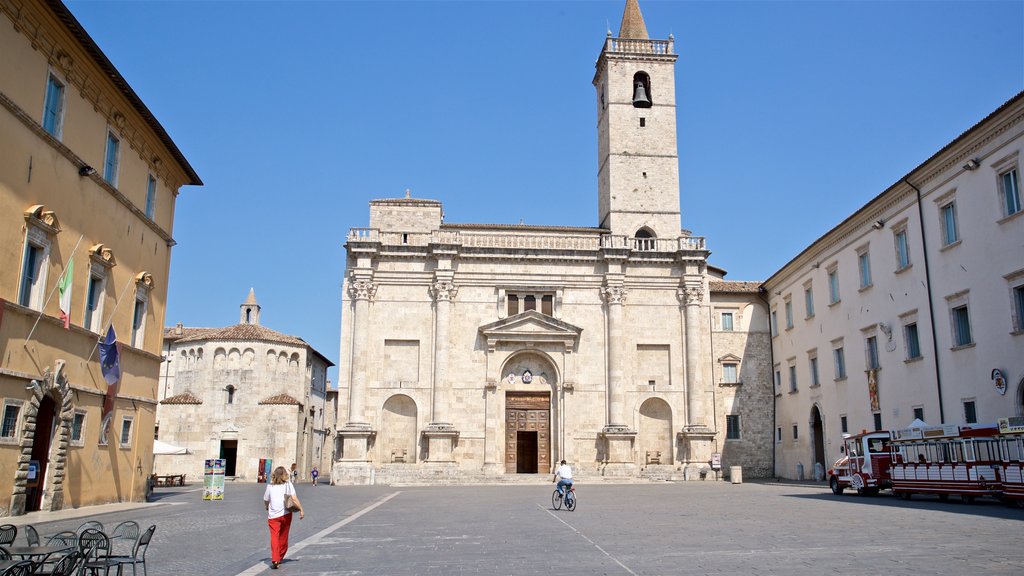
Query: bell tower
[[240, 287, 260, 325], [594, 0, 681, 240]]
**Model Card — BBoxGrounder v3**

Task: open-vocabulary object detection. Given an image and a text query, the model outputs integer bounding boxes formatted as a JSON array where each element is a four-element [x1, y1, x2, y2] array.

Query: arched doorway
[[380, 395, 418, 464], [638, 398, 673, 465], [500, 352, 558, 474], [11, 360, 73, 515], [811, 405, 825, 480], [26, 394, 57, 511]]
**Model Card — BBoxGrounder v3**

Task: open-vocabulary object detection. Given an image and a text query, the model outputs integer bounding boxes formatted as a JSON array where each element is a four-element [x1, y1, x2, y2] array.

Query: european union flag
[[98, 325, 121, 386]]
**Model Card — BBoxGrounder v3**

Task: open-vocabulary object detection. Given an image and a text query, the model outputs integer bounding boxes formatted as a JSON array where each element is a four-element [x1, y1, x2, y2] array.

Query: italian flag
[[58, 257, 73, 329]]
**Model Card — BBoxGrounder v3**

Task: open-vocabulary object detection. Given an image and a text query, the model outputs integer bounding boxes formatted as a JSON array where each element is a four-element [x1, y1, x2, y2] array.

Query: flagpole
[[24, 234, 84, 345], [86, 273, 137, 364]]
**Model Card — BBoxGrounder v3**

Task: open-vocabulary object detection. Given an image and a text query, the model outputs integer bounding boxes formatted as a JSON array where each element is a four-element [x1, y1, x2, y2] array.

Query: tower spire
[[241, 287, 261, 325], [618, 0, 649, 40]]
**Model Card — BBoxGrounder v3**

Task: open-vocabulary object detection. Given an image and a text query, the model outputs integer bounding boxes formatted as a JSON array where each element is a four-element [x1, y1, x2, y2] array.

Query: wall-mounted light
[[871, 220, 884, 230], [78, 165, 95, 177], [963, 158, 980, 171]]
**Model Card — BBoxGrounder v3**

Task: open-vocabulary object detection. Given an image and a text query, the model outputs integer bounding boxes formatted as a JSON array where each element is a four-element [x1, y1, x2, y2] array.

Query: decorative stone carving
[[678, 285, 704, 305], [429, 280, 458, 302], [135, 271, 154, 290], [89, 244, 117, 268], [11, 359, 74, 516], [602, 285, 628, 305], [23, 205, 61, 235], [347, 278, 377, 301]]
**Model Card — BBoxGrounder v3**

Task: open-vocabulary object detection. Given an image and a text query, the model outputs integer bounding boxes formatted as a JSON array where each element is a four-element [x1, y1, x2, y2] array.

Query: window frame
[[104, 130, 121, 186], [19, 226, 51, 310], [784, 297, 793, 330], [42, 71, 67, 139], [946, 291, 974, 349], [131, 287, 149, 349], [720, 311, 734, 331], [840, 414, 848, 434], [145, 174, 158, 219], [904, 321, 922, 361], [827, 264, 840, 305], [873, 412, 883, 431], [938, 197, 960, 247], [856, 246, 872, 290], [833, 340, 847, 381], [119, 415, 134, 449], [804, 283, 815, 319], [70, 409, 87, 447], [84, 264, 107, 333], [722, 362, 739, 384], [963, 399, 978, 424], [999, 167, 1022, 218], [1, 399, 24, 443], [865, 335, 880, 371], [726, 414, 741, 440], [788, 362, 798, 393], [808, 352, 820, 388], [893, 222, 911, 272]]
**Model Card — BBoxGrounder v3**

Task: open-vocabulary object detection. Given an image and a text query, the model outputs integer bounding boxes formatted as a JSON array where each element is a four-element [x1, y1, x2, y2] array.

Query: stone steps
[[367, 465, 705, 486]]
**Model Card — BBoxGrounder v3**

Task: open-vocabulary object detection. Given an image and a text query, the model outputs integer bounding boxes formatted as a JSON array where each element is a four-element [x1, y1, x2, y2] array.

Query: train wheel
[[830, 476, 844, 495], [851, 474, 867, 496]]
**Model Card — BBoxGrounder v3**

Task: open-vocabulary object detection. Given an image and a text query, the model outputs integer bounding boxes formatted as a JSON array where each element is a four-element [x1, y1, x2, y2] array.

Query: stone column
[[424, 279, 459, 463], [335, 276, 376, 485], [600, 284, 636, 476], [681, 284, 705, 428], [603, 285, 627, 427], [678, 282, 715, 477]]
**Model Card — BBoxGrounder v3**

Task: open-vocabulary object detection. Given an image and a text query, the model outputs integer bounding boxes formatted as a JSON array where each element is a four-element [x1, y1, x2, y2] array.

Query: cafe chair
[[78, 529, 116, 576], [1, 560, 37, 576], [23, 525, 40, 547], [45, 532, 77, 548], [75, 522, 103, 537], [0, 525, 16, 547], [108, 525, 155, 576], [35, 550, 85, 576], [109, 522, 139, 557]]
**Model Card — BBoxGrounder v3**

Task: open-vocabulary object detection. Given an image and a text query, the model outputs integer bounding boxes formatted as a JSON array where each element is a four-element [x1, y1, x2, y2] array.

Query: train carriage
[[889, 423, 1001, 503]]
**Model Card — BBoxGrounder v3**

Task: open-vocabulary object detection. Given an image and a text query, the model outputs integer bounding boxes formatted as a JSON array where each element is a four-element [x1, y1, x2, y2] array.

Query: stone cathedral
[[334, 0, 773, 484]]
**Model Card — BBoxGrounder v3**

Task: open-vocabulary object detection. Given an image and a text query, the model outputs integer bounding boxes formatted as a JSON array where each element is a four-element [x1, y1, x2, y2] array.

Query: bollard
[[730, 465, 742, 484]]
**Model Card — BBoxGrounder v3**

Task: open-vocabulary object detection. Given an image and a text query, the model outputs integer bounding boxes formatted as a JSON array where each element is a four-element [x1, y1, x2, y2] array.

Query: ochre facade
[[0, 0, 199, 515]]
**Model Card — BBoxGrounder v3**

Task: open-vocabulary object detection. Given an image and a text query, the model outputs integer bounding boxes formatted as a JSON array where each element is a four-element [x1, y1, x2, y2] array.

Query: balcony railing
[[348, 228, 705, 253], [604, 37, 674, 56]]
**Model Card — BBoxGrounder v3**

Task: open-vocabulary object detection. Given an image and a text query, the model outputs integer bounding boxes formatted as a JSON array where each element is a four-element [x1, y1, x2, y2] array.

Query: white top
[[555, 464, 573, 480], [264, 481, 296, 519]]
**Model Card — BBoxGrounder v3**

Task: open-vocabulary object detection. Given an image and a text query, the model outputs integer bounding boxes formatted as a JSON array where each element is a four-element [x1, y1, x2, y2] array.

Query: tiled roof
[[710, 281, 764, 294], [618, 0, 649, 39], [163, 327, 219, 342], [259, 393, 301, 406], [161, 391, 202, 405], [172, 323, 308, 347]]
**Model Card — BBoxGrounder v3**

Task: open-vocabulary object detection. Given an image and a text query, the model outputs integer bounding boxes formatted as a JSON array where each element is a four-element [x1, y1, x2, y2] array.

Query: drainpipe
[[758, 286, 777, 478], [903, 178, 945, 424]]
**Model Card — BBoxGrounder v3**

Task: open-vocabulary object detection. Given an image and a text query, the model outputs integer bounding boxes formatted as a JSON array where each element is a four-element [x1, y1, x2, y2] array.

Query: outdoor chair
[[23, 525, 40, 547], [45, 531, 77, 547], [108, 522, 139, 557], [34, 550, 84, 576], [0, 524, 16, 546], [78, 529, 116, 576], [75, 522, 104, 536], [108, 525, 154, 576], [0, 547, 10, 560], [0, 560, 37, 576]]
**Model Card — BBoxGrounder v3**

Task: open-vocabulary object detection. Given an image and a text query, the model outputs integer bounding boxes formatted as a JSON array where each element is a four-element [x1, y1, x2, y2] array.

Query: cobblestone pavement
[[17, 480, 1024, 575]]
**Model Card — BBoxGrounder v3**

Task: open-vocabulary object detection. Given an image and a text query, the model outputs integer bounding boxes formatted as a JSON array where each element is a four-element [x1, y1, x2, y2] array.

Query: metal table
[[5, 543, 74, 562]]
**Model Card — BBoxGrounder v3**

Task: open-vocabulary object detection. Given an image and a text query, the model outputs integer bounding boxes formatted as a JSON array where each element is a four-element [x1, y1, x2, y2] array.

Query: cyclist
[[553, 459, 573, 499]]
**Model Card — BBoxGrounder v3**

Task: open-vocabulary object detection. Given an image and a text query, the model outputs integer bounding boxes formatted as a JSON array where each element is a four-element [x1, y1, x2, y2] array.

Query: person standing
[[311, 466, 319, 486], [264, 466, 304, 569], [290, 462, 298, 484]]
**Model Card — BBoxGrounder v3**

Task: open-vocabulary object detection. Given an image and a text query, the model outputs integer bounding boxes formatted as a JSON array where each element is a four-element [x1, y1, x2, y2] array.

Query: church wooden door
[[505, 392, 550, 474]]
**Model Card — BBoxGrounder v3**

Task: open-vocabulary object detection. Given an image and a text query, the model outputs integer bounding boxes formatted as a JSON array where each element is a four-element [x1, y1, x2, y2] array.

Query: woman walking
[[264, 465, 304, 569]]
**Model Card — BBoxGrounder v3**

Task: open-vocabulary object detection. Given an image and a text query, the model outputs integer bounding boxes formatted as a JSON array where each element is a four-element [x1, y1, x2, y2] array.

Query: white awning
[[153, 439, 190, 455]]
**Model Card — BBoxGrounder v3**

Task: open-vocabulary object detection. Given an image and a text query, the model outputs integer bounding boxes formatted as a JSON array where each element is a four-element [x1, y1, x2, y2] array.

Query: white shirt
[[555, 464, 573, 480], [264, 481, 296, 519]]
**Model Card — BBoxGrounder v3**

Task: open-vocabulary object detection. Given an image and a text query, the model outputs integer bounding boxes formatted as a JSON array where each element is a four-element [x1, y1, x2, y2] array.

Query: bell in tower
[[632, 81, 651, 108]]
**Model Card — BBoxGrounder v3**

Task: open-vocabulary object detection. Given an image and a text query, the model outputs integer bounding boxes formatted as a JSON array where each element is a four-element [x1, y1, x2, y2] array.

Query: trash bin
[[730, 466, 743, 484]]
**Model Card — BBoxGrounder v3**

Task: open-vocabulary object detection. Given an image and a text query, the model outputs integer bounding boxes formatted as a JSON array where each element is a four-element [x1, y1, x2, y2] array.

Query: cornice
[[1, 0, 201, 187], [0, 89, 177, 246]]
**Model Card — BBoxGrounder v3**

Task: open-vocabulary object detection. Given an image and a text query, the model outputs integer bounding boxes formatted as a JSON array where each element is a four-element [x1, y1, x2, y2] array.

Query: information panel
[[203, 458, 226, 501]]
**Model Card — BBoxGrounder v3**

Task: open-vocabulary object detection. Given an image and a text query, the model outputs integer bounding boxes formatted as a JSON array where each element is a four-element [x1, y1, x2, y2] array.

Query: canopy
[[153, 439, 190, 455]]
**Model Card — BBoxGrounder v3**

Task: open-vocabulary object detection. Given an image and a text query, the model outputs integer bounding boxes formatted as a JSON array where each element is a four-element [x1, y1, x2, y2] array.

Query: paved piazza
[[13, 481, 1024, 575]]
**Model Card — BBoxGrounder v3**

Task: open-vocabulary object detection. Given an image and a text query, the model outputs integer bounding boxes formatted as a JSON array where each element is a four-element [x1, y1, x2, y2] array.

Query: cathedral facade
[[333, 1, 773, 484]]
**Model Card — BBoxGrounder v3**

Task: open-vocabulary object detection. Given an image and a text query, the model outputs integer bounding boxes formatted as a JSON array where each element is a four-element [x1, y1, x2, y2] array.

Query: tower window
[[632, 71, 652, 108]]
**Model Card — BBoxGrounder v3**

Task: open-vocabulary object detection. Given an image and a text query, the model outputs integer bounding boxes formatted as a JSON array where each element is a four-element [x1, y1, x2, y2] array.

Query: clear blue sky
[[65, 1, 1023, 386]]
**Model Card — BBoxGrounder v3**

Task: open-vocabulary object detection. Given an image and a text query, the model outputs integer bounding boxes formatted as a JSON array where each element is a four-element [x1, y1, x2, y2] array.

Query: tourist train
[[827, 417, 1024, 507]]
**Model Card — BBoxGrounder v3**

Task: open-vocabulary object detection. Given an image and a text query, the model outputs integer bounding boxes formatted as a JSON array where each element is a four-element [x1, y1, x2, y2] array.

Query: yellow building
[[0, 0, 200, 515]]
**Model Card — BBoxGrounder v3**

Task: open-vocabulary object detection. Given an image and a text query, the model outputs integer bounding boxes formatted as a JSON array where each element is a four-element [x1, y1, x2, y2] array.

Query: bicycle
[[551, 485, 577, 511]]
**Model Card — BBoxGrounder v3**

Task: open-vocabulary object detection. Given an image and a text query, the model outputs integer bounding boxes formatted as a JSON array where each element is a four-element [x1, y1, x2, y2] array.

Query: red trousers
[[267, 512, 293, 563]]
